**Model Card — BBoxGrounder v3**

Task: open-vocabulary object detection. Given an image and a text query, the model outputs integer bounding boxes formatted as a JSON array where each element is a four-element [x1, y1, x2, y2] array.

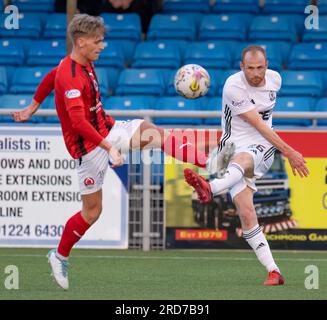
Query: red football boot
[[184, 168, 212, 204], [264, 270, 285, 286]]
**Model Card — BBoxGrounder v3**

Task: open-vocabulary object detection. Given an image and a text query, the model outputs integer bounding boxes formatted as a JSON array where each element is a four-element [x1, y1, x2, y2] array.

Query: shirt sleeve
[[33, 66, 58, 104], [224, 84, 255, 116]]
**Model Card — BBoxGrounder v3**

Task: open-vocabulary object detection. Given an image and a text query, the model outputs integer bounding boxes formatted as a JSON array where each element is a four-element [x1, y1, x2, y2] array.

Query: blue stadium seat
[[315, 98, 327, 125], [0, 13, 42, 38], [154, 96, 203, 125], [101, 13, 141, 41], [249, 15, 297, 42], [303, 15, 327, 42], [162, 0, 210, 13], [104, 96, 155, 110], [288, 43, 327, 70], [0, 66, 7, 94], [184, 42, 231, 69], [233, 42, 283, 71], [273, 96, 315, 127], [106, 40, 137, 66], [199, 14, 247, 41], [213, 0, 259, 13], [10, 67, 52, 94], [215, 69, 239, 94], [116, 69, 165, 96], [0, 94, 47, 123], [320, 0, 327, 14], [106, 67, 120, 96], [263, 0, 310, 14], [43, 14, 66, 39], [27, 40, 65, 66], [0, 39, 24, 66], [93, 68, 110, 97], [132, 41, 181, 69], [279, 71, 324, 97], [12, 0, 54, 12], [254, 41, 292, 65], [203, 97, 222, 126], [103, 96, 156, 121], [166, 68, 219, 97], [96, 41, 125, 69], [18, 38, 33, 56], [41, 95, 58, 123], [148, 14, 196, 41], [168, 13, 204, 30]]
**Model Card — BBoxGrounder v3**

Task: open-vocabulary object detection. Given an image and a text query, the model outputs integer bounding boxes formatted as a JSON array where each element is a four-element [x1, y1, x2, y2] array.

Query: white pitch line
[[0, 253, 327, 262]]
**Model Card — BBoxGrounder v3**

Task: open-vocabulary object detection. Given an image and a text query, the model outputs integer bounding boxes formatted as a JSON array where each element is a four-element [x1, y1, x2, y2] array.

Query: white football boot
[[47, 249, 69, 290], [206, 142, 236, 178]]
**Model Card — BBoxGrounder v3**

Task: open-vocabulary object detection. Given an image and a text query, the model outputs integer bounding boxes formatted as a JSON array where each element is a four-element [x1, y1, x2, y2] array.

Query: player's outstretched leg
[[184, 168, 213, 204], [47, 249, 69, 290]]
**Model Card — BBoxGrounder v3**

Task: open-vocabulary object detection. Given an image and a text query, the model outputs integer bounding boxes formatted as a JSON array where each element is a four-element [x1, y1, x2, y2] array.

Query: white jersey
[[219, 69, 282, 151]]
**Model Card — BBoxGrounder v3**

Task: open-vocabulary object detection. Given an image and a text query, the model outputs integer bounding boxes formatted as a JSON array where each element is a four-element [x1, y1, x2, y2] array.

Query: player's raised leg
[[184, 152, 252, 204], [130, 120, 208, 168], [232, 186, 284, 286], [48, 190, 102, 289]]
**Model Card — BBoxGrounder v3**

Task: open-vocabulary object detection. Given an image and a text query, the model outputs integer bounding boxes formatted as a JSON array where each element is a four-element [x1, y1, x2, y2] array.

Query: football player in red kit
[[12, 14, 211, 290]]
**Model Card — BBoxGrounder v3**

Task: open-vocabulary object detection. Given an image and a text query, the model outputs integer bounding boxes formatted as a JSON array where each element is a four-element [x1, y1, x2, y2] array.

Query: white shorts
[[76, 119, 144, 195], [229, 143, 276, 199]]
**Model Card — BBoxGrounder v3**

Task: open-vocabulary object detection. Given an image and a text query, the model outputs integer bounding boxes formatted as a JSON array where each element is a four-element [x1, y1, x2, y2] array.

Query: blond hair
[[68, 14, 106, 44]]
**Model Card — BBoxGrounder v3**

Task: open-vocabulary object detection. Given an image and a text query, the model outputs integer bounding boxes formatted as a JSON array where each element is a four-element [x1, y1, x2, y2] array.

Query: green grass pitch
[[0, 248, 326, 300]]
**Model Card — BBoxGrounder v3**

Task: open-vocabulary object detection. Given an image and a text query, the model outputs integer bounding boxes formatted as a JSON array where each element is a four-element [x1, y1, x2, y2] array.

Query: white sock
[[209, 162, 244, 195], [243, 224, 280, 273]]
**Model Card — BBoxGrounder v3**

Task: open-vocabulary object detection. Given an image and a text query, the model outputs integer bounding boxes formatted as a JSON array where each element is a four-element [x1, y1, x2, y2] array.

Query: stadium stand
[[154, 96, 203, 125], [27, 40, 66, 66], [101, 13, 142, 41], [249, 15, 298, 42], [0, 39, 25, 66], [162, 0, 211, 13], [43, 13, 66, 38], [12, 0, 55, 12], [279, 71, 324, 97], [288, 42, 327, 70], [0, 13, 42, 38], [262, 0, 310, 14], [147, 14, 196, 40], [132, 41, 181, 69], [184, 42, 232, 70], [212, 0, 259, 13], [199, 14, 247, 41], [0, 0, 325, 127], [116, 69, 165, 96], [10, 67, 53, 94], [273, 96, 316, 126]]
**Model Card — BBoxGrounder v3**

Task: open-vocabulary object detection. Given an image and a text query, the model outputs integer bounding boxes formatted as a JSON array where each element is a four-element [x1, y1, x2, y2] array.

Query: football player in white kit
[[184, 45, 309, 286]]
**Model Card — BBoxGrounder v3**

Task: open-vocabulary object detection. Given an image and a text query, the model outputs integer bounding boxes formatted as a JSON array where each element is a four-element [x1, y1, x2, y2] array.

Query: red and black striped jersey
[[54, 55, 115, 159]]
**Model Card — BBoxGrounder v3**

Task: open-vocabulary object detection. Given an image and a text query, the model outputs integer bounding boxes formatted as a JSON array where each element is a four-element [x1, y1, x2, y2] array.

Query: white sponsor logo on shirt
[[65, 89, 81, 99]]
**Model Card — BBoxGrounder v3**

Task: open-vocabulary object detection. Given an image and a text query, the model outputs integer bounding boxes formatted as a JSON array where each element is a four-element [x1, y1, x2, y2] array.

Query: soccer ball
[[174, 64, 210, 99]]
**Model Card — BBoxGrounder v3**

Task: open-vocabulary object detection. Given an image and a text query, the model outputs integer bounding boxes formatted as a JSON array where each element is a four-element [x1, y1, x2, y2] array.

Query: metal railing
[[2, 108, 327, 127]]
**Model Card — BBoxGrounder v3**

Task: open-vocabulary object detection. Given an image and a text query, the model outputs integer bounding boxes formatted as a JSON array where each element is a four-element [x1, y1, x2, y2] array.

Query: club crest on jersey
[[269, 91, 276, 101], [65, 89, 81, 99], [84, 177, 95, 187]]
